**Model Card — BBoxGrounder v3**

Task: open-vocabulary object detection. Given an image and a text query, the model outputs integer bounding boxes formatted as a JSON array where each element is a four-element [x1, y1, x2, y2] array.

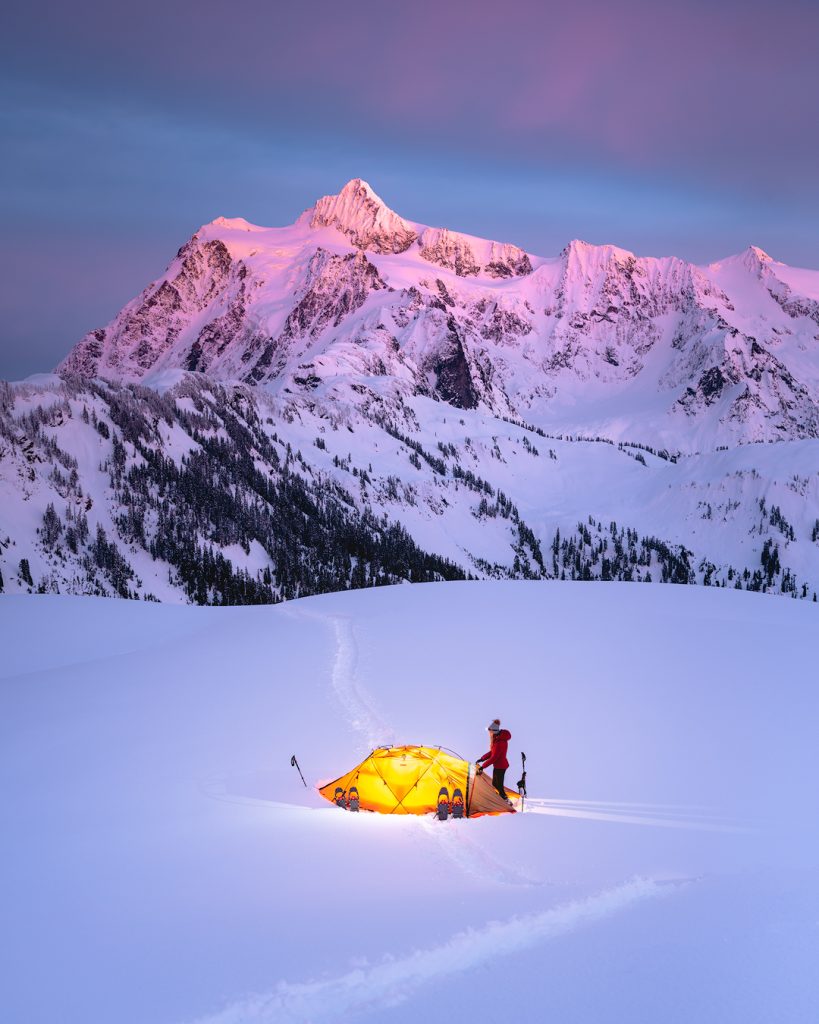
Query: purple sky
[[3, 0, 818, 379]]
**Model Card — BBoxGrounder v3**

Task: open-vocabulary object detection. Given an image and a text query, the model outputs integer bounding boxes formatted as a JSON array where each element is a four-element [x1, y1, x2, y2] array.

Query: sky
[[2, 0, 818, 379]]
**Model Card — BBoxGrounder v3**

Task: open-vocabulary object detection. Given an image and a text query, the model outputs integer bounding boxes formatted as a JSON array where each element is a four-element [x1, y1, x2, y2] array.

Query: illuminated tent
[[319, 745, 518, 817]]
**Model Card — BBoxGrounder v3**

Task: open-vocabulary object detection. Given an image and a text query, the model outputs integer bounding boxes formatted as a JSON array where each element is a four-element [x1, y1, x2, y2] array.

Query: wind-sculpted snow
[[54, 178, 819, 448]]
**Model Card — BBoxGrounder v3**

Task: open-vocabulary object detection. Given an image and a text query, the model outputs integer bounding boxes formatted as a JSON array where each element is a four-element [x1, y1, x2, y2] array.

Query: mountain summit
[[307, 178, 418, 254]]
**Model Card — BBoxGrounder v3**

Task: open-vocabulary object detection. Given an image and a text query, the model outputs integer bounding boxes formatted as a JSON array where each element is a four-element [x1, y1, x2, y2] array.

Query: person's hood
[[495, 729, 511, 741]]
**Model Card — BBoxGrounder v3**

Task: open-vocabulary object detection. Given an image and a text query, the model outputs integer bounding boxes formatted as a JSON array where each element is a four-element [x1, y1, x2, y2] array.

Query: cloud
[[7, 1, 819, 192], [3, 0, 818, 377]]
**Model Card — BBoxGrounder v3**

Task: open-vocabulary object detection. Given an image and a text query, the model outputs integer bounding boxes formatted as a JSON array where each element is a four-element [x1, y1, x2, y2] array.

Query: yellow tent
[[319, 745, 518, 818]]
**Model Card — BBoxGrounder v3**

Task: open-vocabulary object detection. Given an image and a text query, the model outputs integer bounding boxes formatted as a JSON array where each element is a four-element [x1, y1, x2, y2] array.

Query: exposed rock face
[[430, 314, 478, 409], [62, 238, 236, 378], [186, 264, 255, 373], [419, 228, 481, 277], [285, 249, 386, 338], [673, 328, 819, 439], [245, 249, 386, 383], [418, 228, 533, 279], [309, 178, 417, 254], [483, 242, 533, 279]]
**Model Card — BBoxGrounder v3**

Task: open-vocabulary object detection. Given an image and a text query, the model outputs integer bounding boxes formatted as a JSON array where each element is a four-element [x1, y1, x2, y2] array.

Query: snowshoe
[[437, 786, 450, 821], [333, 786, 346, 809], [347, 786, 360, 812], [451, 788, 465, 818]]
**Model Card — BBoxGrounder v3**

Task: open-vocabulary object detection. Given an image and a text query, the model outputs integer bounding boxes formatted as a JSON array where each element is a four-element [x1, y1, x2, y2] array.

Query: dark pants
[[492, 768, 507, 799]]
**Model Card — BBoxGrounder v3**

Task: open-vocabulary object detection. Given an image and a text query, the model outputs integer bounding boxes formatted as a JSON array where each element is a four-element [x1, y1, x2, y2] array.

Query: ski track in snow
[[419, 817, 542, 888], [184, 878, 679, 1024], [523, 798, 751, 833], [328, 614, 393, 751], [290, 606, 394, 751], [536, 797, 724, 812]]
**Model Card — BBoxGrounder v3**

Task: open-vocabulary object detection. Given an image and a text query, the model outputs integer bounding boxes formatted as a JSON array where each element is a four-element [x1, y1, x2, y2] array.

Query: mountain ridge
[[58, 179, 819, 451]]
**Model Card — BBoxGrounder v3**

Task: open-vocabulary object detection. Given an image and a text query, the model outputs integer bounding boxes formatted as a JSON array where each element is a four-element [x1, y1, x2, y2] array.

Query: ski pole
[[517, 751, 527, 813], [291, 754, 307, 787]]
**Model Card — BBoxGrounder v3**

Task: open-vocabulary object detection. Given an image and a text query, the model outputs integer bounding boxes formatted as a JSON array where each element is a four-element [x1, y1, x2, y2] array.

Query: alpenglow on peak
[[309, 178, 418, 254]]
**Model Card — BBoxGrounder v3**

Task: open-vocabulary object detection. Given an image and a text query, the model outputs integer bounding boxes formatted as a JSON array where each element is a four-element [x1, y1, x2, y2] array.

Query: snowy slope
[[2, 582, 817, 1023], [3, 373, 819, 603], [58, 179, 819, 449]]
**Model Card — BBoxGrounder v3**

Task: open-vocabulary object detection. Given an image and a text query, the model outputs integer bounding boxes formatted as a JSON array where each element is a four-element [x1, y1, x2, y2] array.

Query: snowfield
[[2, 581, 817, 1023]]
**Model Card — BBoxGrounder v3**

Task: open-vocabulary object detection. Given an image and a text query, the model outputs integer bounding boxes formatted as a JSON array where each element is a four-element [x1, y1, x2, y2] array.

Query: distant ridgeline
[[1, 375, 816, 604]]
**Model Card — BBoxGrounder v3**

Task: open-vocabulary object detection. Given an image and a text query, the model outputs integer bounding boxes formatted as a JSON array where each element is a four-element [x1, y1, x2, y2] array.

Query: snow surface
[[2, 581, 818, 1023]]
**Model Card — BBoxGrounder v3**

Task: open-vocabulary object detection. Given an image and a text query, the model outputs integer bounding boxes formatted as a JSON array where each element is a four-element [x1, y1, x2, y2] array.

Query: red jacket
[[478, 729, 511, 771]]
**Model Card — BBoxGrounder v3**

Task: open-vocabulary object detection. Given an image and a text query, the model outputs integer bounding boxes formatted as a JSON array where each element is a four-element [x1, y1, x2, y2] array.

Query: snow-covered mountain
[[3, 180, 819, 604], [60, 178, 819, 449]]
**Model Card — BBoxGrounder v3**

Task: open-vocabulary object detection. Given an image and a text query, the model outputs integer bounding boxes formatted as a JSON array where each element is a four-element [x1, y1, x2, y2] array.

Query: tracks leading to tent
[[419, 817, 542, 887], [289, 605, 394, 751]]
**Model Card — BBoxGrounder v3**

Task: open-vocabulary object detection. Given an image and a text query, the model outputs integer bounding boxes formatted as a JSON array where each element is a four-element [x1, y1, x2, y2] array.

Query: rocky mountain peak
[[309, 178, 418, 255], [734, 245, 776, 275], [560, 239, 637, 271], [204, 216, 258, 233], [747, 244, 773, 263], [711, 245, 777, 277]]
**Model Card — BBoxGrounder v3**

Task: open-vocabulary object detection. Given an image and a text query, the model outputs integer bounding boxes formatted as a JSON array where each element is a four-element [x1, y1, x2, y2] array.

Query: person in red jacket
[[477, 719, 512, 802]]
